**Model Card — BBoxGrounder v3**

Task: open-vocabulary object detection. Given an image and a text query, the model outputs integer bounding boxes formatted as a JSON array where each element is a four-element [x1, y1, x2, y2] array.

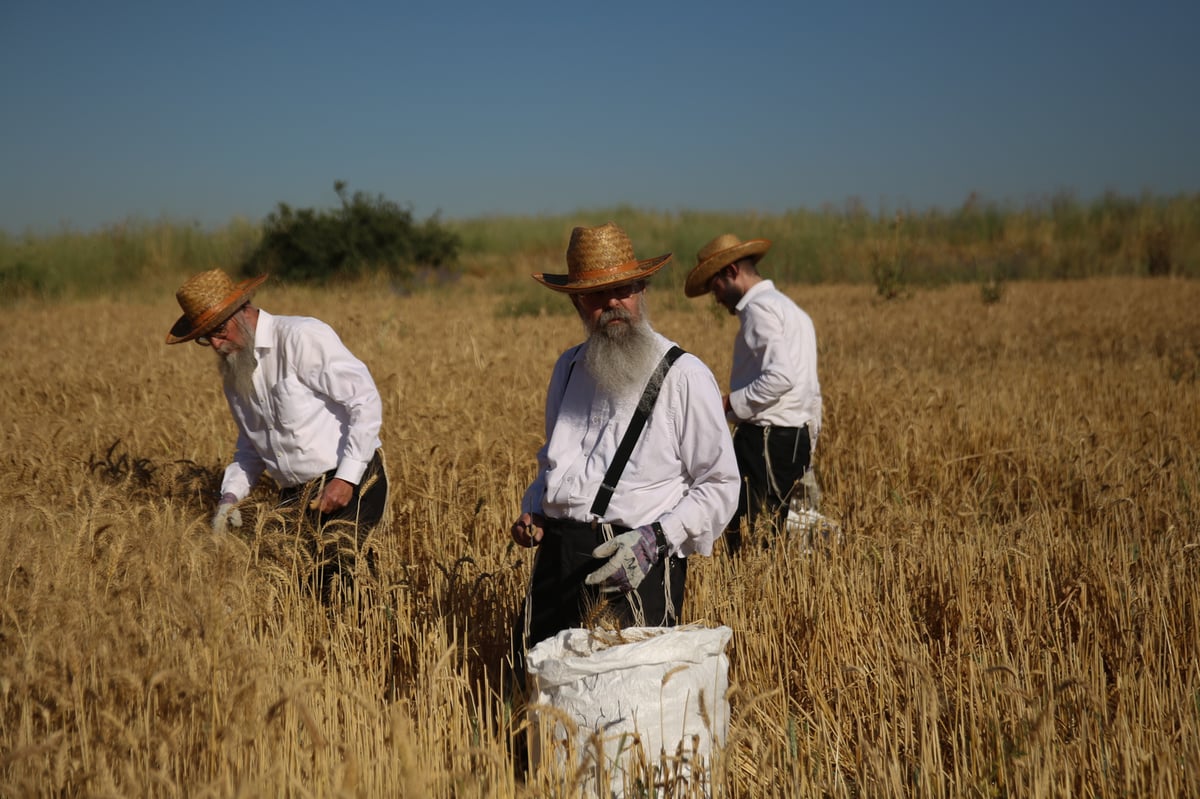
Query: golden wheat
[[1, 275, 1197, 797]]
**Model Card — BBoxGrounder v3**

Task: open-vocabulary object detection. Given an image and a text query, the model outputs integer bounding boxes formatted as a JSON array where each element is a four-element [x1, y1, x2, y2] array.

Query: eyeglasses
[[578, 281, 645, 305], [195, 306, 245, 346]]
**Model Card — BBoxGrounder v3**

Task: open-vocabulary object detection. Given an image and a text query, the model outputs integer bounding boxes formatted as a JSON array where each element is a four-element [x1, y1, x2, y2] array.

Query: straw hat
[[166, 269, 268, 344], [684, 234, 772, 297], [533, 222, 672, 293]]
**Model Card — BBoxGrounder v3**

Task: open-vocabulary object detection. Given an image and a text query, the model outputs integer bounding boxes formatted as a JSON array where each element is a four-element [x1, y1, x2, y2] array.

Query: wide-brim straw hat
[[684, 234, 772, 297], [533, 222, 672, 294], [166, 269, 268, 344]]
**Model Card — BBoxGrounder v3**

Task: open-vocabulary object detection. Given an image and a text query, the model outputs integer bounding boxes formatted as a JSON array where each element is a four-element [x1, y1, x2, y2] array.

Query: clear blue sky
[[2, 0, 1197, 234]]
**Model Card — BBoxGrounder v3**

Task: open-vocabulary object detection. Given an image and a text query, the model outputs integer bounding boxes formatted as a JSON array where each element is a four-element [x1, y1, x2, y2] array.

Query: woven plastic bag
[[525, 624, 732, 798], [786, 502, 843, 553]]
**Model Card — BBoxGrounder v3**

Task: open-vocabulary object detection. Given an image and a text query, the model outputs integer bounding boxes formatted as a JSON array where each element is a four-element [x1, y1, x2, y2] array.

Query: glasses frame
[[195, 304, 247, 347], [576, 280, 646, 307]]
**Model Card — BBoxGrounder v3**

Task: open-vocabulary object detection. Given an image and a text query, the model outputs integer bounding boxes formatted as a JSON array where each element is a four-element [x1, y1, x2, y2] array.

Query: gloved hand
[[585, 524, 666, 594], [211, 493, 243, 534]]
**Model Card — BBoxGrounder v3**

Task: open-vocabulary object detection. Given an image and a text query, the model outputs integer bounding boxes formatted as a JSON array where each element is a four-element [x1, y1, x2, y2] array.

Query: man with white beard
[[166, 269, 386, 599], [511, 223, 739, 655]]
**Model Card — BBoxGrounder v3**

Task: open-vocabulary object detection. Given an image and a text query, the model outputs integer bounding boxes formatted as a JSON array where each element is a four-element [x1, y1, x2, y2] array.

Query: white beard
[[216, 319, 258, 401], [583, 304, 659, 397]]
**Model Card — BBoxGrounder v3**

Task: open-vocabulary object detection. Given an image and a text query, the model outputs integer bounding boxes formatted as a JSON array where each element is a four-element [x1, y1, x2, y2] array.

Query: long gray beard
[[583, 307, 659, 397], [216, 321, 258, 401]]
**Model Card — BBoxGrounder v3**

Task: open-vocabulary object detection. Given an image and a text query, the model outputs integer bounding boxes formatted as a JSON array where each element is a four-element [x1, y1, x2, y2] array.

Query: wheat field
[[1, 275, 1198, 797]]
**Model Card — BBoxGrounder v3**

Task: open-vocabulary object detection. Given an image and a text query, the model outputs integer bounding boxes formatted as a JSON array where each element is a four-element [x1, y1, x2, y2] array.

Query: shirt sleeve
[[729, 302, 800, 421], [520, 345, 580, 515], [296, 323, 383, 486], [220, 402, 266, 500], [654, 360, 740, 556]]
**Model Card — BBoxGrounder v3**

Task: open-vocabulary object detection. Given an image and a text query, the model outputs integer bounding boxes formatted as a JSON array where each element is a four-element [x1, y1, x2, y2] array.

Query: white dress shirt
[[220, 310, 383, 500], [520, 332, 739, 557], [728, 280, 822, 440]]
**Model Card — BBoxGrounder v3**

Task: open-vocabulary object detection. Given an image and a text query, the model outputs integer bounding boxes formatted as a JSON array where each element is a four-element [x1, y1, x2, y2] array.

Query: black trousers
[[277, 449, 388, 599], [727, 423, 811, 554], [522, 519, 687, 653]]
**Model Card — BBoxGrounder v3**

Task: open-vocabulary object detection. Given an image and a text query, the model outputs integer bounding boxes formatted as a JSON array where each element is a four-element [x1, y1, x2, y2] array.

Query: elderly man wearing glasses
[[511, 223, 739, 660], [166, 269, 387, 599]]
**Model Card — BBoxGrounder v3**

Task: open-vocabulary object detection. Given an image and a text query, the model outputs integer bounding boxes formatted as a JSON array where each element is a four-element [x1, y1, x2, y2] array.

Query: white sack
[[526, 624, 732, 797]]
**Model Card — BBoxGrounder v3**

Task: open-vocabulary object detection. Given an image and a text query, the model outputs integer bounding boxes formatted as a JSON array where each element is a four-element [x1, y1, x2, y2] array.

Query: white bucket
[[525, 624, 732, 797]]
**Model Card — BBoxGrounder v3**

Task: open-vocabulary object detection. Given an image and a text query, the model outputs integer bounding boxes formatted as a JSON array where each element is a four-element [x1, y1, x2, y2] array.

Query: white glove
[[212, 494, 243, 534], [585, 525, 664, 594]]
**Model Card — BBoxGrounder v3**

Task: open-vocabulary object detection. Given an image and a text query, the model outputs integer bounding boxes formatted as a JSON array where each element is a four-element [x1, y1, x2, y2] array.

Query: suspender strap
[[560, 344, 582, 400], [590, 346, 685, 517]]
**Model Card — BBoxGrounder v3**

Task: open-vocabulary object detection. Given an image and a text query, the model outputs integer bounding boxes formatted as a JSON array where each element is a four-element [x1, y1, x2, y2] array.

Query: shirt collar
[[252, 309, 275, 350], [735, 279, 774, 312]]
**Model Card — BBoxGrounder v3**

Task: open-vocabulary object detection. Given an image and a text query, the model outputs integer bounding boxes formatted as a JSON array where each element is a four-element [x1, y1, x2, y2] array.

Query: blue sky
[[2, 0, 1197, 233]]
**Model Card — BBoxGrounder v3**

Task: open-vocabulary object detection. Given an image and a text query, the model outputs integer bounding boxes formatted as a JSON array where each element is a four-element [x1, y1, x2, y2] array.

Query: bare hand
[[511, 512, 545, 548], [312, 478, 354, 514]]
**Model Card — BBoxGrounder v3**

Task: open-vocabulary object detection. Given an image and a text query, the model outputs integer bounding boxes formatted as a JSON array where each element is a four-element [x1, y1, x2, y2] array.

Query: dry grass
[[1, 275, 1198, 797]]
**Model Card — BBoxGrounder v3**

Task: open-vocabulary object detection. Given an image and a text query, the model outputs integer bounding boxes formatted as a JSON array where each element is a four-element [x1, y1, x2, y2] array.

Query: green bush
[[1144, 225, 1173, 276], [0, 259, 58, 303], [979, 275, 1005, 305], [239, 182, 461, 284]]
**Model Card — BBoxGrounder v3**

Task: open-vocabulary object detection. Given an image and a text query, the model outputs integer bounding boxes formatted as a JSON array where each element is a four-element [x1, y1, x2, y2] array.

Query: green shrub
[[869, 214, 911, 300], [979, 275, 1005, 305], [1144, 225, 1173, 277], [239, 182, 461, 284], [0, 259, 58, 303]]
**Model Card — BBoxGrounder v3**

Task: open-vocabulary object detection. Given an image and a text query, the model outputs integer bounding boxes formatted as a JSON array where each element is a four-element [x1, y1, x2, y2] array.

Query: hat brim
[[533, 253, 672, 294], [165, 274, 268, 344], [684, 240, 771, 297]]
